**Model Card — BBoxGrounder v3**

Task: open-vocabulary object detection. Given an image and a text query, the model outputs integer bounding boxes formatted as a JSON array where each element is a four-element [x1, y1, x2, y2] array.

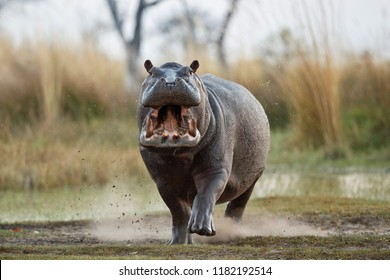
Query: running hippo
[[137, 60, 270, 244]]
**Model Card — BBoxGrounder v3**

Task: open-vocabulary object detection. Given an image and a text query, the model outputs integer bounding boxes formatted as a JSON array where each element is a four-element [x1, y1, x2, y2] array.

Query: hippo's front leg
[[157, 185, 193, 245], [188, 169, 229, 236]]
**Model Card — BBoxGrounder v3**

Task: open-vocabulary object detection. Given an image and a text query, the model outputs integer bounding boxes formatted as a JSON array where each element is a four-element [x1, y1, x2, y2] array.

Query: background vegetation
[[0, 1, 389, 191]]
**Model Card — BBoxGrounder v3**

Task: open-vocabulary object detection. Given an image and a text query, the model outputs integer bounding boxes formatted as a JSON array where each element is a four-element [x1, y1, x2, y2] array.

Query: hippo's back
[[200, 74, 270, 187]]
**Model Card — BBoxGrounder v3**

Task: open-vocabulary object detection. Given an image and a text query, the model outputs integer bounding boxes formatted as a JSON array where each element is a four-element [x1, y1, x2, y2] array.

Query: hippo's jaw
[[139, 105, 201, 148]]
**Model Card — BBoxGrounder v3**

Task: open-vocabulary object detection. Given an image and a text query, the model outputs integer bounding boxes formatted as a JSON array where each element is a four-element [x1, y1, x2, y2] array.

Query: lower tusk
[[188, 119, 197, 137], [146, 117, 153, 138]]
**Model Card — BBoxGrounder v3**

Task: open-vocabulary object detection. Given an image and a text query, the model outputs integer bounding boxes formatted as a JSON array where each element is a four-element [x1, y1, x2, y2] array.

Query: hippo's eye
[[150, 69, 163, 78], [186, 68, 193, 76]]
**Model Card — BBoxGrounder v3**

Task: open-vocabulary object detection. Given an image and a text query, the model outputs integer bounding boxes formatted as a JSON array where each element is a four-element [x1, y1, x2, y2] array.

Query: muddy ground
[[1, 213, 390, 245], [1, 197, 390, 259]]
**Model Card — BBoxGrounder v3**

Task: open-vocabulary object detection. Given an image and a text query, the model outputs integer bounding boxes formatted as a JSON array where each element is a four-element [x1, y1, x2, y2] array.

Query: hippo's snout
[[141, 78, 201, 108], [140, 105, 200, 148]]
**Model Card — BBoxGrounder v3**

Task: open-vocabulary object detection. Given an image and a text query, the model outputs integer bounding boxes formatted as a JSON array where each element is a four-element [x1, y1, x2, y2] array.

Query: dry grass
[[0, 34, 128, 125], [0, 25, 390, 189], [282, 54, 343, 157], [0, 35, 145, 189], [0, 119, 147, 189], [267, 2, 344, 158]]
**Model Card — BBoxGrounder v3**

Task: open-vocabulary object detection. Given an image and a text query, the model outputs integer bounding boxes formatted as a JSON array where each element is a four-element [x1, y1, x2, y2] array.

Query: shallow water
[[1, 168, 389, 223]]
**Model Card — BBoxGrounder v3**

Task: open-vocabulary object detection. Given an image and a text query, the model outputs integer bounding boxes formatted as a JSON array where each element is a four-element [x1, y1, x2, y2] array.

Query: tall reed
[[36, 42, 63, 125], [273, 1, 344, 157], [0, 35, 127, 127]]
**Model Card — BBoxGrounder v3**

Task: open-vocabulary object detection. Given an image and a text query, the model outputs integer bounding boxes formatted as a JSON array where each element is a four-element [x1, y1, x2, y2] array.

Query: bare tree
[[216, 0, 240, 70], [106, 0, 166, 94], [163, 0, 241, 72], [158, 4, 215, 60]]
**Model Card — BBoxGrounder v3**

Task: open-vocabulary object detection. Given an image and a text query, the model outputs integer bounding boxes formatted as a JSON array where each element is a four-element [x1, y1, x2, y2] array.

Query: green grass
[[2, 235, 390, 260], [250, 196, 390, 216], [268, 129, 390, 168]]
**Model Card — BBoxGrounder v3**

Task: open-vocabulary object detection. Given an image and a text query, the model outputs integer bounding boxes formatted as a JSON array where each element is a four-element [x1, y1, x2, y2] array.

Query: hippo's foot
[[167, 237, 193, 245], [167, 226, 193, 245], [188, 226, 216, 236], [187, 211, 216, 236], [187, 185, 221, 236]]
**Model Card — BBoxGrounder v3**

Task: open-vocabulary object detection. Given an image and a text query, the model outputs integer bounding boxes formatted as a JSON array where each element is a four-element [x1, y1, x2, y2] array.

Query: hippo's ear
[[144, 60, 153, 74], [190, 60, 199, 73]]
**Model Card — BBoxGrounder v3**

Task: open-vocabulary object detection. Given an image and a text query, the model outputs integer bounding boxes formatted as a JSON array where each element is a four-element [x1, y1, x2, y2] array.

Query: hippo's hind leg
[[224, 170, 264, 222]]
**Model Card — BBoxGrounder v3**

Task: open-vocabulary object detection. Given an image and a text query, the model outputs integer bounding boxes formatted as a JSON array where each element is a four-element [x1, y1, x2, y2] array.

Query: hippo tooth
[[188, 119, 197, 137], [161, 132, 168, 143], [146, 117, 153, 138], [151, 108, 159, 118], [181, 107, 189, 116]]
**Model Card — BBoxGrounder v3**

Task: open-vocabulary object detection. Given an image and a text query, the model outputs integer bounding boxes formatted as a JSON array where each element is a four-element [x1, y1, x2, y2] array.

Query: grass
[[1, 119, 388, 191], [266, 2, 344, 158], [2, 235, 390, 260], [0, 34, 128, 126], [253, 195, 390, 213], [1, 118, 389, 191], [0, 118, 146, 190], [340, 54, 390, 151], [282, 57, 343, 158], [0, 21, 390, 190], [1, 196, 390, 259]]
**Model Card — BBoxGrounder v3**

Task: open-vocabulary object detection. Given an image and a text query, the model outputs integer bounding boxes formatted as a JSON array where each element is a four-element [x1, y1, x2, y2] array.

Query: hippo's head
[[138, 60, 206, 149]]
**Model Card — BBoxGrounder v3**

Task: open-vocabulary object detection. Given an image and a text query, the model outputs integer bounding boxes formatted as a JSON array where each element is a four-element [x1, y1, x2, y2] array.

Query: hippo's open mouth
[[140, 105, 201, 148]]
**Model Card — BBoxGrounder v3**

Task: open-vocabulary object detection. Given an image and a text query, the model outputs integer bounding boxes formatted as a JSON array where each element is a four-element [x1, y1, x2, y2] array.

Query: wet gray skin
[[137, 60, 270, 244]]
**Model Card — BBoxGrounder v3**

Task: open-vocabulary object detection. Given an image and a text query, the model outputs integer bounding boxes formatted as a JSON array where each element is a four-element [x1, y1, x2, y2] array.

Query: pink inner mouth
[[143, 105, 198, 145]]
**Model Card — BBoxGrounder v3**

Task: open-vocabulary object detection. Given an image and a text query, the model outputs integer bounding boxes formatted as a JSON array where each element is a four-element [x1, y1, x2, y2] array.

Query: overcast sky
[[0, 0, 389, 63]]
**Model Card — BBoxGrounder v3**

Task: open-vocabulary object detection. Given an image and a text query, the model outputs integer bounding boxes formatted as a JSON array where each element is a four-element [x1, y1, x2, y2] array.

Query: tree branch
[[131, 0, 166, 55], [217, 0, 239, 68], [106, 0, 125, 41], [145, 0, 166, 7]]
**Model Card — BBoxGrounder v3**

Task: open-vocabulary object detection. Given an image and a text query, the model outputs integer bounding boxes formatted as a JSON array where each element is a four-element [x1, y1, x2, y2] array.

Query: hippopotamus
[[137, 60, 270, 244]]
